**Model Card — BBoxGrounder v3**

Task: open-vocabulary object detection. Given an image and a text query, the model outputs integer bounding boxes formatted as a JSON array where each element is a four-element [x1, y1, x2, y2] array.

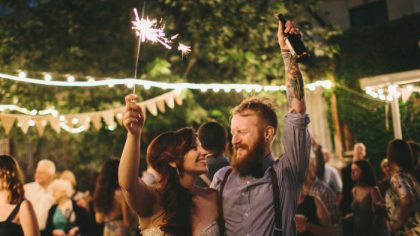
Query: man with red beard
[[210, 20, 311, 236]]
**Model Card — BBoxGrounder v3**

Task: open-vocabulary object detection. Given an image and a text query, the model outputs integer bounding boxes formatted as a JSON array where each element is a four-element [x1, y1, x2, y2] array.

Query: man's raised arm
[[278, 20, 306, 114], [278, 20, 311, 186]]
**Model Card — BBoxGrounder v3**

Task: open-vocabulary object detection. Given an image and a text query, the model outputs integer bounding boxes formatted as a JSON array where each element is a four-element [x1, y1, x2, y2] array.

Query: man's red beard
[[231, 135, 266, 177]]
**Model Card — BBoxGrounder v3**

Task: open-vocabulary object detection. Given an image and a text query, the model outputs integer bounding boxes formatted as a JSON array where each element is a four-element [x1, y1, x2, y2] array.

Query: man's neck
[[37, 181, 50, 189]]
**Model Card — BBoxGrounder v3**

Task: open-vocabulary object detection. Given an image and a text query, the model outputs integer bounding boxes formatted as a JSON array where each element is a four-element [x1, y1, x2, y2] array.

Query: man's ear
[[264, 126, 275, 142]]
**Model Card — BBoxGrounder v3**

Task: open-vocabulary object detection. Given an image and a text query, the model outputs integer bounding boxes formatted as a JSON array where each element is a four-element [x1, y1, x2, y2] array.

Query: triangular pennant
[[34, 117, 48, 136], [91, 113, 102, 131], [16, 115, 31, 134], [139, 104, 147, 120], [102, 110, 115, 126], [0, 115, 16, 135], [156, 99, 166, 113], [164, 93, 175, 109], [146, 101, 158, 116], [49, 116, 61, 133], [400, 88, 413, 103], [114, 108, 125, 125], [174, 91, 183, 105]]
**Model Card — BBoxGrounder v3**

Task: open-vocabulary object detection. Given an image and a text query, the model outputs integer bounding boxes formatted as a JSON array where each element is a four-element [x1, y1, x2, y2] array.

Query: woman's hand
[[123, 94, 145, 137], [52, 229, 65, 236], [277, 19, 301, 50], [67, 227, 79, 236], [295, 214, 308, 232]]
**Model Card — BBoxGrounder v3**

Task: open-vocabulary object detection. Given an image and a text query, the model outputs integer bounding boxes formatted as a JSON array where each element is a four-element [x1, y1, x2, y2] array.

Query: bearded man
[[210, 20, 311, 236]]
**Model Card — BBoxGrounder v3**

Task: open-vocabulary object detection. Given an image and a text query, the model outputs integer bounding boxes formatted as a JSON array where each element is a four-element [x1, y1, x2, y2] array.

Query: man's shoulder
[[213, 166, 232, 179]]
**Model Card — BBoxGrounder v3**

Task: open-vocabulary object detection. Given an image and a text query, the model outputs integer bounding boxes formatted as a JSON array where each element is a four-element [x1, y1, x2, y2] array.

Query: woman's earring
[[176, 168, 180, 176]]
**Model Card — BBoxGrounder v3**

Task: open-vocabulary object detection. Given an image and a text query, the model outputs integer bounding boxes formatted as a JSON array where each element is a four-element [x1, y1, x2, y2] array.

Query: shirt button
[[246, 181, 250, 184], [242, 192, 246, 196], [245, 212, 249, 217], [246, 234, 250, 236]]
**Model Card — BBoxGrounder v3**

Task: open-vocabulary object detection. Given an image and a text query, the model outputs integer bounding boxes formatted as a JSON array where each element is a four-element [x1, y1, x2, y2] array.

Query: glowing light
[[60, 123, 85, 134], [378, 89, 384, 94], [67, 75, 75, 82], [18, 71, 27, 78], [72, 118, 79, 124], [44, 73, 52, 81], [406, 85, 413, 91], [28, 119, 35, 126]]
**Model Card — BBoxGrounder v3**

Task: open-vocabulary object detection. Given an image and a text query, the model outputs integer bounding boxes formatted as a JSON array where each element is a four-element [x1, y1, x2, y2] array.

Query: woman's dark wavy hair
[[146, 127, 197, 236], [353, 160, 377, 187], [0, 155, 25, 204], [93, 159, 120, 215], [387, 139, 415, 174]]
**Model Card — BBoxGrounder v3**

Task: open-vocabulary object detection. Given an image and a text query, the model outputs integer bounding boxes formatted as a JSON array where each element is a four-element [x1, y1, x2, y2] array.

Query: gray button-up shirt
[[211, 112, 311, 236]]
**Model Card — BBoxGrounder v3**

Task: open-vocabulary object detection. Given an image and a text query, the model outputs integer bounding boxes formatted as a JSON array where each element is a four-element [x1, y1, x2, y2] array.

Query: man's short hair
[[231, 96, 278, 132], [198, 122, 227, 156], [37, 159, 56, 176]]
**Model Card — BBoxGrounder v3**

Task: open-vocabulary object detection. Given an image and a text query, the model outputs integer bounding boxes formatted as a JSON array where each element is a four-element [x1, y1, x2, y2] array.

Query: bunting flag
[[0, 90, 184, 135]]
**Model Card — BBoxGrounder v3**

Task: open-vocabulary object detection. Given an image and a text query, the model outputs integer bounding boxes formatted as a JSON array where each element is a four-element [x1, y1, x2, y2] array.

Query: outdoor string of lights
[[365, 84, 420, 102], [0, 71, 333, 92]]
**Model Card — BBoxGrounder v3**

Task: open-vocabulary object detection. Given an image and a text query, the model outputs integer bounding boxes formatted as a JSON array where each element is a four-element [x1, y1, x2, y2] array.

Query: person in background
[[378, 158, 391, 198], [60, 170, 77, 193], [341, 143, 366, 216], [296, 166, 332, 236], [45, 179, 91, 236], [312, 140, 342, 204], [407, 141, 420, 183], [25, 159, 56, 235], [307, 158, 342, 236], [94, 159, 132, 236], [195, 121, 230, 187], [344, 160, 388, 236], [385, 139, 420, 235], [0, 154, 40, 236]]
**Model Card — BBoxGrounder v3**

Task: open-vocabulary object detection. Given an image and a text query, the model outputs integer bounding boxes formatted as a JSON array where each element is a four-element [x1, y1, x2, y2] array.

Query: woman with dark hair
[[385, 139, 420, 235], [119, 94, 219, 236], [94, 159, 131, 236], [344, 160, 388, 236], [0, 154, 39, 236]]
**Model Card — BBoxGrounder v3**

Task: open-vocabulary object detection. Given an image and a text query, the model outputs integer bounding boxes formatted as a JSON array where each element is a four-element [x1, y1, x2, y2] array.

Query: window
[[349, 1, 388, 28]]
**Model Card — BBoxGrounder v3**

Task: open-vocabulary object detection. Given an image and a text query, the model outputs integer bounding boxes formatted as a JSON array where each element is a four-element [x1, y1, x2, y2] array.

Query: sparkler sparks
[[178, 43, 191, 57], [131, 8, 173, 49]]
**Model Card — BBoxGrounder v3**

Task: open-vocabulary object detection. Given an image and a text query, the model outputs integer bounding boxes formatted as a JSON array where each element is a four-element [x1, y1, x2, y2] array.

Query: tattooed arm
[[278, 21, 306, 114]]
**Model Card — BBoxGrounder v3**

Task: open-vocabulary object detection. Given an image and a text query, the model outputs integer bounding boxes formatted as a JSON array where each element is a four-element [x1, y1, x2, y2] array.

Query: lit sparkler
[[131, 8, 173, 49]]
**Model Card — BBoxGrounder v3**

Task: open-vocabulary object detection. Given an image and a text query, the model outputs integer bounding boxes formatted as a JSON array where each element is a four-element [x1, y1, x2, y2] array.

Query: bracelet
[[281, 49, 290, 53]]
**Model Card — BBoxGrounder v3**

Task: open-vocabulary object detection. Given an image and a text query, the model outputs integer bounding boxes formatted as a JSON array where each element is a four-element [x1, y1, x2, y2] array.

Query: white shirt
[[24, 182, 54, 230]]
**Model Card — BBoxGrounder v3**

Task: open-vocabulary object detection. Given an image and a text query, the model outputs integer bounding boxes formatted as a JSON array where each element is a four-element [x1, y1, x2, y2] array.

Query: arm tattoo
[[282, 51, 305, 105]]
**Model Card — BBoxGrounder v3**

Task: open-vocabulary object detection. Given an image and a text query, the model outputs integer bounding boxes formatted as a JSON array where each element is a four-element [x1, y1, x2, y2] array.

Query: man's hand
[[123, 94, 145, 137], [52, 229, 66, 236], [277, 20, 301, 50]]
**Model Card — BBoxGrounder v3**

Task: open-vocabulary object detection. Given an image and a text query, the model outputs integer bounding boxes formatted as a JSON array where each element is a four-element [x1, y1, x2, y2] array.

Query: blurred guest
[[0, 155, 40, 236], [94, 159, 131, 236], [307, 158, 342, 235], [195, 121, 230, 187], [45, 179, 91, 236], [378, 158, 391, 198], [25, 159, 56, 235], [296, 169, 332, 236], [312, 140, 342, 203], [60, 170, 77, 192], [385, 139, 420, 235], [407, 141, 420, 183], [344, 160, 388, 236], [341, 143, 366, 215]]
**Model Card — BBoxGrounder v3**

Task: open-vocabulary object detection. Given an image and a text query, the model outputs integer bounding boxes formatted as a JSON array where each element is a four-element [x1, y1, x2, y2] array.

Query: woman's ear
[[169, 161, 177, 168]]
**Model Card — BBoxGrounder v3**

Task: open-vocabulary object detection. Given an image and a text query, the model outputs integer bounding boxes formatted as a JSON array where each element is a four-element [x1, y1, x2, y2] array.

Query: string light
[[0, 105, 59, 116], [364, 84, 419, 101], [0, 72, 333, 92]]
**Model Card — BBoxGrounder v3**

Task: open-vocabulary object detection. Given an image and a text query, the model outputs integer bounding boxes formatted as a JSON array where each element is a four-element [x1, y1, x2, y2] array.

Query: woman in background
[[346, 160, 388, 236], [45, 179, 91, 236], [94, 159, 131, 236], [0, 154, 39, 236], [385, 139, 420, 235]]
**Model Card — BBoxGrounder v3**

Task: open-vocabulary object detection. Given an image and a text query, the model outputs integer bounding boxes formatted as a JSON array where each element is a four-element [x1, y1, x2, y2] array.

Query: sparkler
[[130, 6, 191, 94]]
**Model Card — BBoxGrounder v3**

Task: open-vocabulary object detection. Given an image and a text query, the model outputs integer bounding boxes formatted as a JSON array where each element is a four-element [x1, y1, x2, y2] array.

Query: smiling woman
[[119, 94, 220, 236]]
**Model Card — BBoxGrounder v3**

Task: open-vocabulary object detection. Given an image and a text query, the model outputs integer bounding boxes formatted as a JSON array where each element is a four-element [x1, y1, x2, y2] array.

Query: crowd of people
[[0, 19, 419, 236]]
